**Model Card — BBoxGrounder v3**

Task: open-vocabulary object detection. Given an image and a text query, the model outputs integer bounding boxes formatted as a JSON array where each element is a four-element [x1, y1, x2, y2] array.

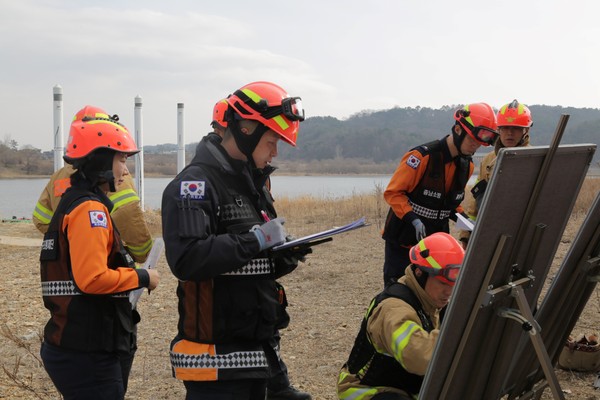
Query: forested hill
[[145, 104, 600, 163], [277, 105, 600, 162]]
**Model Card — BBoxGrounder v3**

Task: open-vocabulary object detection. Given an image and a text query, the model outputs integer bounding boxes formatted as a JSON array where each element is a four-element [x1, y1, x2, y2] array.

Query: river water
[[0, 175, 393, 219]]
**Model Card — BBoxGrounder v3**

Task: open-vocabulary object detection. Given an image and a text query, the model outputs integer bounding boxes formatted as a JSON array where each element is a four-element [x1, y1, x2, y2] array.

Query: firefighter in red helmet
[[381, 103, 498, 286], [162, 81, 310, 400], [39, 106, 160, 399], [338, 233, 465, 399]]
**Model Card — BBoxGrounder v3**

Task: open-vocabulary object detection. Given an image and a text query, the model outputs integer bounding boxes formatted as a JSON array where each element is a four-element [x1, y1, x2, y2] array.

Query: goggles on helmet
[[470, 126, 498, 146], [233, 89, 305, 122], [428, 264, 461, 283], [259, 96, 305, 122], [455, 109, 498, 146]]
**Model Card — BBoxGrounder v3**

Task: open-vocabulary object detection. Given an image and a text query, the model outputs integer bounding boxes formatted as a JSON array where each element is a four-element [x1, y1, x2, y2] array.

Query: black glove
[[272, 244, 312, 279], [471, 179, 488, 210]]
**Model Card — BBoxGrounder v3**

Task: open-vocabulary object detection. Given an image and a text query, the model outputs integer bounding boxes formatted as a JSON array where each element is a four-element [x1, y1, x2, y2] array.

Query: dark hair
[[411, 264, 429, 288]]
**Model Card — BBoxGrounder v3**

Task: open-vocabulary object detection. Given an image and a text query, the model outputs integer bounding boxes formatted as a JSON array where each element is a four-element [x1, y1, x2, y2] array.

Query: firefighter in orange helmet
[[33, 105, 153, 263], [39, 107, 160, 400], [459, 100, 533, 248], [381, 103, 497, 286], [162, 81, 310, 400], [338, 232, 464, 399]]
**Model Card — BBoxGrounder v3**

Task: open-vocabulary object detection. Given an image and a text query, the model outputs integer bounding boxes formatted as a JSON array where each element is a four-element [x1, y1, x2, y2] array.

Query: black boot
[[266, 385, 312, 400]]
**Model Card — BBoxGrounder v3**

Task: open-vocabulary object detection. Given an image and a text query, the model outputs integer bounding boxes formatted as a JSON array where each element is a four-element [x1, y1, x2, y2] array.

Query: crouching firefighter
[[337, 232, 465, 400]]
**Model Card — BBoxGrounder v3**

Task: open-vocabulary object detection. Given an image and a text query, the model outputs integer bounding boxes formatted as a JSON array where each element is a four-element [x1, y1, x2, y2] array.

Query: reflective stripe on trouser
[[171, 339, 268, 381]]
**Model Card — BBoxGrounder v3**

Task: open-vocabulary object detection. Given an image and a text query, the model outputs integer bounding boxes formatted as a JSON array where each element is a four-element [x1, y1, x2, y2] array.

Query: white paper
[[130, 237, 164, 309], [456, 213, 474, 232]]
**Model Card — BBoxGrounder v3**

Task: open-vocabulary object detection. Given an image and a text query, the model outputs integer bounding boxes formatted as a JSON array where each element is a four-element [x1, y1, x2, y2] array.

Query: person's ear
[[414, 268, 422, 277], [453, 124, 462, 135], [240, 127, 249, 135]]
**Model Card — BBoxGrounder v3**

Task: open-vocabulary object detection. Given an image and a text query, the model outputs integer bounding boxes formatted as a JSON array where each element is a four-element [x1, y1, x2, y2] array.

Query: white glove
[[252, 217, 287, 251], [411, 218, 426, 242]]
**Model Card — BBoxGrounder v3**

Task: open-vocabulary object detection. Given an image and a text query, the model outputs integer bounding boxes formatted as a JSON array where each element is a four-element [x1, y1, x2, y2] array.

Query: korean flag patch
[[406, 154, 421, 169], [89, 211, 108, 228], [181, 181, 206, 199]]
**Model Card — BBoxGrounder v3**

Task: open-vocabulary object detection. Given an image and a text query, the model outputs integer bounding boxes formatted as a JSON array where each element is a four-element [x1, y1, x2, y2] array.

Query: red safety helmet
[[497, 100, 533, 128], [226, 81, 304, 146], [64, 105, 139, 162], [454, 103, 499, 146], [409, 232, 465, 286], [211, 99, 229, 129]]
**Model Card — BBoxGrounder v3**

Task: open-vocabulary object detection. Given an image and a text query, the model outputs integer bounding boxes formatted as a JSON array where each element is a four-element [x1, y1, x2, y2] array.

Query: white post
[[134, 95, 145, 211], [53, 85, 64, 171], [177, 103, 185, 173]]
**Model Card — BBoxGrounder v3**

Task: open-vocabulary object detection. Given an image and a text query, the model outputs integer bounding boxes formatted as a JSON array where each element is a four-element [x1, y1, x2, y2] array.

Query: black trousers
[[383, 240, 411, 287], [184, 379, 267, 400], [266, 331, 290, 392], [41, 342, 134, 400]]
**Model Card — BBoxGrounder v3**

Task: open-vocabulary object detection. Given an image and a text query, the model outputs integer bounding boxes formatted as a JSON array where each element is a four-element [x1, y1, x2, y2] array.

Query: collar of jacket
[[494, 132, 530, 155], [400, 267, 441, 318]]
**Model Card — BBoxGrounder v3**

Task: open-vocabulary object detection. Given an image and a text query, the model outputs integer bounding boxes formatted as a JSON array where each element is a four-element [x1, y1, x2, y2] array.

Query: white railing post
[[53, 85, 64, 171], [134, 95, 145, 210], [177, 103, 185, 173]]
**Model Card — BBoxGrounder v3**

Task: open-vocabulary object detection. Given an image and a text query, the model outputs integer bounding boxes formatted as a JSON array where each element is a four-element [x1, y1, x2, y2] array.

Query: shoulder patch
[[181, 181, 206, 199], [89, 211, 108, 228], [406, 154, 421, 169]]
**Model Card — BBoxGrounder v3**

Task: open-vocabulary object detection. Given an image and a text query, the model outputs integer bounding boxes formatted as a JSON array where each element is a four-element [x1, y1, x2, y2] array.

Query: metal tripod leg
[[510, 285, 565, 400]]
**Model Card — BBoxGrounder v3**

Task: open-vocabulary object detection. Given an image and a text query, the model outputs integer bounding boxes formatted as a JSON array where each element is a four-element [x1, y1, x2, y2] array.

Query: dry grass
[[0, 177, 598, 399]]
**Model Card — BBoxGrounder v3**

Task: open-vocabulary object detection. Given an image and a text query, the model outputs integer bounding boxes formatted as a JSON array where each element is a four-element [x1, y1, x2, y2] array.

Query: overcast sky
[[1, 0, 599, 151]]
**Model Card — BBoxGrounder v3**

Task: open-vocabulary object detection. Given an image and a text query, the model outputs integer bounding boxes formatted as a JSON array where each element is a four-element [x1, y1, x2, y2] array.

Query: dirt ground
[[1, 210, 600, 400]]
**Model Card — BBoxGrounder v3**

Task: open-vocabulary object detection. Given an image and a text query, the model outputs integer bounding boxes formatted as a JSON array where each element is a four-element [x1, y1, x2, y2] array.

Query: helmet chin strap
[[229, 117, 269, 168], [451, 125, 469, 157], [99, 170, 117, 192]]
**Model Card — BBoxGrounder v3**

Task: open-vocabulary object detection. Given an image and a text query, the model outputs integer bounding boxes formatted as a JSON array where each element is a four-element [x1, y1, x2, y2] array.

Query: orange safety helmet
[[497, 99, 533, 128], [211, 98, 229, 129], [64, 105, 139, 162], [226, 81, 304, 147], [409, 232, 465, 286], [453, 103, 499, 146]]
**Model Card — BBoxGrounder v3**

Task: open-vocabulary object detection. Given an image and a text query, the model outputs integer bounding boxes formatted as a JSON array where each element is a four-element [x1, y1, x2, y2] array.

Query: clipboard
[[272, 217, 367, 252]]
